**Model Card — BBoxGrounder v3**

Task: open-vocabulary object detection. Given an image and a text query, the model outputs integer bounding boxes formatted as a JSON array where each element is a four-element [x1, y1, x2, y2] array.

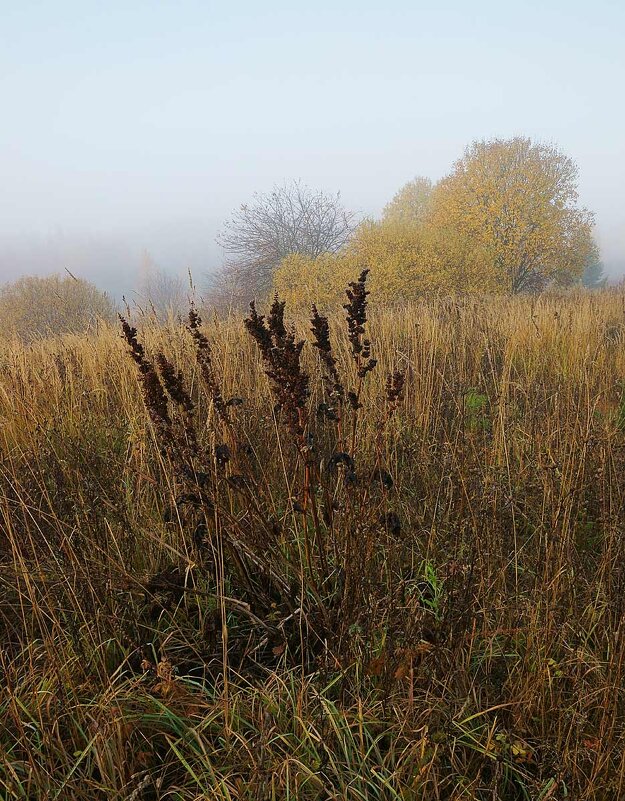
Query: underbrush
[[1, 283, 625, 799]]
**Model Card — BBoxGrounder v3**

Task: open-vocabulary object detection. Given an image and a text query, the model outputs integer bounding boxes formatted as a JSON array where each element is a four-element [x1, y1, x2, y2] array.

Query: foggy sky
[[1, 0, 624, 295]]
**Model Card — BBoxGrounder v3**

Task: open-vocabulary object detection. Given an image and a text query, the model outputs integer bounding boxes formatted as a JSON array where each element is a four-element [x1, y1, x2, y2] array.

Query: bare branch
[[209, 181, 357, 307]]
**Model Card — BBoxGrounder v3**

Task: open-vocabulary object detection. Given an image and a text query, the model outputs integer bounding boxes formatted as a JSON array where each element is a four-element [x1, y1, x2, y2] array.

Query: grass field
[[2, 279, 625, 799]]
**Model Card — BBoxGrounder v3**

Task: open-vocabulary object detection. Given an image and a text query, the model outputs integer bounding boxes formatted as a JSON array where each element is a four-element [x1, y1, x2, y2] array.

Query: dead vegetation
[[1, 281, 625, 799]]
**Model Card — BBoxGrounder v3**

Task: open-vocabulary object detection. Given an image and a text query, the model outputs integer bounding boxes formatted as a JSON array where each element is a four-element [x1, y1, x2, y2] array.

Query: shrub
[[0, 272, 116, 341]]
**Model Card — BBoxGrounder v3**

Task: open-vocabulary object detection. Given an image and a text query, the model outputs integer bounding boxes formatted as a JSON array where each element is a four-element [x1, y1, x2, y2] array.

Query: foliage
[[382, 175, 433, 226], [464, 387, 490, 431], [274, 216, 491, 308], [272, 251, 356, 309], [274, 221, 441, 308], [0, 272, 116, 341], [428, 137, 597, 293], [275, 139, 596, 305]]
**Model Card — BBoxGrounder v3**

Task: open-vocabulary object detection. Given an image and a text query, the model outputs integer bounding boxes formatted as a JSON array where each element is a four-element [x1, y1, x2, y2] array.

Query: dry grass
[[2, 284, 625, 799]]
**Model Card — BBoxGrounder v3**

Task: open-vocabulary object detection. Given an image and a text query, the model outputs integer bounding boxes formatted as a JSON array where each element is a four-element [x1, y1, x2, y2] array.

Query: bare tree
[[209, 182, 357, 307]]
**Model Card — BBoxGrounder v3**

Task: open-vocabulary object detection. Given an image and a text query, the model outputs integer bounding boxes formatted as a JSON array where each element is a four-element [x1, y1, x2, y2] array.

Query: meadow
[[1, 278, 625, 800]]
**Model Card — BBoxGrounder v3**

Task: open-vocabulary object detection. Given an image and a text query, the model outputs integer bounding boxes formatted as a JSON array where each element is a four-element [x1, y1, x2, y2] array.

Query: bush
[[0, 273, 116, 341]]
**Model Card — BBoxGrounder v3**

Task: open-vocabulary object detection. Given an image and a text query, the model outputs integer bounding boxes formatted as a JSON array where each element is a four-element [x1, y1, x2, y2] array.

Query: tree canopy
[[429, 138, 596, 293], [273, 137, 598, 307], [382, 176, 433, 226]]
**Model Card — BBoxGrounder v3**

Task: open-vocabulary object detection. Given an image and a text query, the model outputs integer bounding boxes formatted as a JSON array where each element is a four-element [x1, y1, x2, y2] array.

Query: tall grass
[[1, 284, 625, 799]]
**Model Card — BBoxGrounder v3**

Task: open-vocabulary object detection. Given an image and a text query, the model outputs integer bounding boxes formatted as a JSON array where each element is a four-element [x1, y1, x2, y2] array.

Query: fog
[[1, 0, 624, 295]]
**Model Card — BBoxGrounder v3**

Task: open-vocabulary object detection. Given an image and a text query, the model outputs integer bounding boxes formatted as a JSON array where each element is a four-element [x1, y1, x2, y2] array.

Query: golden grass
[[2, 287, 625, 799]]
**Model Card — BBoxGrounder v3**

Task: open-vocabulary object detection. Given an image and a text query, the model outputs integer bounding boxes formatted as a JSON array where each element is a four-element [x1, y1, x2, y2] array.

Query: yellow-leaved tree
[[428, 137, 596, 293], [273, 215, 490, 309], [382, 176, 433, 226]]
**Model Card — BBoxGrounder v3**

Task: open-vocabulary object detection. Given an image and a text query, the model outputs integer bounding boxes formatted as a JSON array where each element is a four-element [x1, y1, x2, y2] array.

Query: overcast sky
[[1, 0, 624, 294]]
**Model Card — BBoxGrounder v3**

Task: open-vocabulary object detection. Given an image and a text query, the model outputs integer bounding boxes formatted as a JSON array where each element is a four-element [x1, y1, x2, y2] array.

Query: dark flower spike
[[268, 296, 287, 341], [155, 352, 198, 454], [244, 301, 273, 356], [317, 402, 339, 421], [156, 353, 194, 416], [343, 269, 371, 359], [187, 303, 229, 421], [120, 315, 171, 435], [311, 304, 345, 403], [215, 443, 231, 466], [245, 297, 310, 445], [119, 316, 145, 367], [347, 391, 362, 410]]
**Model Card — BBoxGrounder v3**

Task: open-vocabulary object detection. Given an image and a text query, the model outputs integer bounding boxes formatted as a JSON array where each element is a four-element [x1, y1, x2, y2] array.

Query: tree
[[382, 176, 433, 226], [0, 273, 116, 341], [582, 254, 607, 289], [427, 138, 596, 293], [212, 181, 357, 306]]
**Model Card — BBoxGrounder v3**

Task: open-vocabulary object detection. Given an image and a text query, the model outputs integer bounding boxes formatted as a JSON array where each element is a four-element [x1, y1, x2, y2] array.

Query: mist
[[1, 0, 624, 292]]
